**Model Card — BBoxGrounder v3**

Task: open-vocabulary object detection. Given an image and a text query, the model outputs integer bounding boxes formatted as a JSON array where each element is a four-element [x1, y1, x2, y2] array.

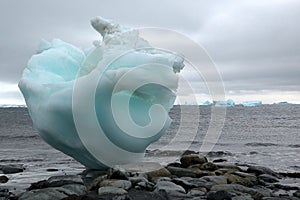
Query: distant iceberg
[[201, 100, 213, 106], [273, 101, 290, 105], [241, 101, 262, 107], [214, 99, 235, 107]]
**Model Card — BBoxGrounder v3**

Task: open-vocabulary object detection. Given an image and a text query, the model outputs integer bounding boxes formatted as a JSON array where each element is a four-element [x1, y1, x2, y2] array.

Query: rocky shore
[[1, 152, 300, 200]]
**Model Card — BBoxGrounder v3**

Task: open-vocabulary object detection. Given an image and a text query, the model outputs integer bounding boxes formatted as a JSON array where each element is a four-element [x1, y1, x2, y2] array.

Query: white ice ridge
[[19, 16, 184, 169]]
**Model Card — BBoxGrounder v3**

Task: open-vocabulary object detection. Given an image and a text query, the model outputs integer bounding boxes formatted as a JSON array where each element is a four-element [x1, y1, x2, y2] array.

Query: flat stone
[[202, 176, 228, 185], [154, 181, 186, 194], [135, 181, 154, 191], [180, 154, 207, 167], [224, 173, 256, 187], [274, 183, 299, 190], [167, 166, 202, 178], [98, 186, 128, 195], [258, 174, 279, 183], [57, 184, 87, 196], [100, 179, 132, 190], [172, 177, 214, 190]]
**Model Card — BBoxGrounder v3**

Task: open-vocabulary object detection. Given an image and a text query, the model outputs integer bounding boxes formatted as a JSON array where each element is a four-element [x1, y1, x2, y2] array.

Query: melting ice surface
[[241, 101, 262, 107], [19, 17, 184, 169]]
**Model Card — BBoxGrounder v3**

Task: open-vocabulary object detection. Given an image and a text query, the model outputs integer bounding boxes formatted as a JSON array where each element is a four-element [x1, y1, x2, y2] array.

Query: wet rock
[[154, 181, 186, 194], [199, 162, 219, 171], [274, 183, 299, 190], [180, 154, 207, 167], [216, 164, 242, 171], [107, 168, 129, 180], [293, 190, 300, 198], [0, 175, 8, 183], [28, 175, 84, 191], [100, 179, 132, 190], [135, 180, 154, 191], [86, 175, 107, 191], [20, 184, 87, 200], [0, 164, 24, 174], [247, 166, 278, 177], [211, 183, 271, 199], [207, 190, 234, 200], [261, 197, 300, 200], [202, 176, 228, 185], [258, 174, 279, 183], [98, 186, 128, 195], [111, 162, 171, 180], [128, 177, 148, 186], [224, 173, 256, 186], [167, 166, 202, 178], [187, 189, 206, 196], [19, 187, 68, 200], [172, 177, 214, 190]]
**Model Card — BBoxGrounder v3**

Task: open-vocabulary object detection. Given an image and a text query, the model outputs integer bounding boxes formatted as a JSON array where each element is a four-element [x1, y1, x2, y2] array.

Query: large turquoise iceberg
[[19, 17, 184, 169]]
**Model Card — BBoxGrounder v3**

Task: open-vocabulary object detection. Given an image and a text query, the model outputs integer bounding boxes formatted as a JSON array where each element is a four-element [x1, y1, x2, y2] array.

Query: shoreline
[[1, 152, 299, 200]]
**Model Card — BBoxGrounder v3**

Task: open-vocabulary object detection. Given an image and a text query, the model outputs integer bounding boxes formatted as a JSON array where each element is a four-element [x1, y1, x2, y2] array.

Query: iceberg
[[241, 101, 262, 107], [214, 99, 235, 107], [19, 17, 184, 169], [201, 100, 213, 106]]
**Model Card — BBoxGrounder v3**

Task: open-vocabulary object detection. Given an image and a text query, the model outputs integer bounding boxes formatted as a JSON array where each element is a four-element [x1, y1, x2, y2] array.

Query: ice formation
[[241, 101, 262, 107], [214, 99, 235, 107], [19, 17, 184, 169]]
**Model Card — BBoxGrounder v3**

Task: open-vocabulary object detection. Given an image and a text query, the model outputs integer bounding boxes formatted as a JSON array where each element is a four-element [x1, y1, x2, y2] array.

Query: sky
[[0, 0, 300, 105]]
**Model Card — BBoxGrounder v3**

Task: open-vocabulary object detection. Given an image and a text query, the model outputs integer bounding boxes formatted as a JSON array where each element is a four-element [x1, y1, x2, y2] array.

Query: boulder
[[180, 154, 207, 167], [154, 181, 186, 194], [202, 176, 228, 185], [166, 166, 202, 178], [100, 179, 132, 190], [258, 174, 279, 183]]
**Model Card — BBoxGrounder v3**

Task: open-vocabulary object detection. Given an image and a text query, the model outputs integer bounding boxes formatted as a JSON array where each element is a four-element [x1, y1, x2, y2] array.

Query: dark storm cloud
[[0, 0, 299, 102]]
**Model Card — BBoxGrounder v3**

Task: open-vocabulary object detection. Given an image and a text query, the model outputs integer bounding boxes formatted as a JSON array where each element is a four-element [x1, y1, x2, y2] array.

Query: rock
[[98, 186, 128, 195], [100, 179, 132, 190], [180, 154, 207, 167], [216, 164, 242, 171], [199, 162, 219, 171], [258, 174, 279, 183], [62, 195, 98, 200], [294, 190, 300, 198], [224, 172, 257, 187], [279, 172, 300, 178], [46, 168, 59, 172], [20, 184, 87, 200], [151, 177, 172, 184], [166, 166, 202, 178], [211, 184, 271, 199], [58, 184, 87, 196], [0, 164, 24, 174], [261, 197, 300, 200], [213, 159, 228, 163], [232, 195, 254, 200], [274, 183, 299, 190], [128, 177, 148, 186], [202, 176, 228, 185], [154, 181, 186, 194], [111, 162, 171, 180], [135, 181, 154, 191], [206, 151, 233, 157], [28, 175, 84, 191], [187, 189, 206, 196], [232, 171, 258, 186], [246, 166, 278, 177], [207, 190, 234, 200], [0, 175, 8, 183], [19, 188, 68, 200], [86, 175, 107, 191], [108, 168, 129, 180], [172, 177, 214, 190]]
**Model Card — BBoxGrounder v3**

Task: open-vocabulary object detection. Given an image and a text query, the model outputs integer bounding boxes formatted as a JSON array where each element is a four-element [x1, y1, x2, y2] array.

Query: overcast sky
[[0, 0, 300, 105]]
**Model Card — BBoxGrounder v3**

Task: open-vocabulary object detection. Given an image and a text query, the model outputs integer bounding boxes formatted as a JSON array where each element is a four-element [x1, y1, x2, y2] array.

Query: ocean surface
[[0, 105, 299, 193]]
